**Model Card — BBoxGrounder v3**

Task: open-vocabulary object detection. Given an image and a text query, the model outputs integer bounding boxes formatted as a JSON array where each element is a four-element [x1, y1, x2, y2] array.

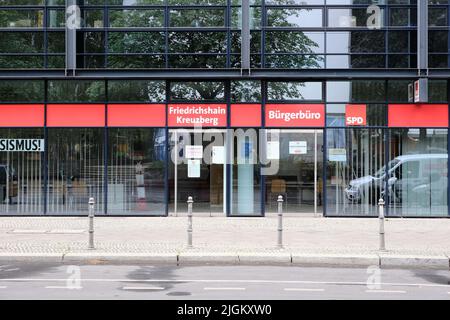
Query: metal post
[[277, 195, 283, 249], [378, 198, 386, 251], [88, 197, 95, 250], [187, 196, 193, 248]]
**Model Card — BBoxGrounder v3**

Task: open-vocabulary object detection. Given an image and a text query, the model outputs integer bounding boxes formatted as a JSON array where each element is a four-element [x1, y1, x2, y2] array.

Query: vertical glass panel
[[0, 128, 44, 215], [47, 128, 104, 214], [388, 129, 448, 217], [108, 128, 166, 215], [231, 128, 261, 216], [169, 129, 227, 215], [326, 128, 385, 216], [264, 129, 323, 215]]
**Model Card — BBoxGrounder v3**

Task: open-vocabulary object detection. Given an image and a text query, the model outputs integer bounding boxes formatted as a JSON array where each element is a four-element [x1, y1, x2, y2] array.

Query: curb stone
[[378, 254, 450, 270], [291, 253, 379, 267]]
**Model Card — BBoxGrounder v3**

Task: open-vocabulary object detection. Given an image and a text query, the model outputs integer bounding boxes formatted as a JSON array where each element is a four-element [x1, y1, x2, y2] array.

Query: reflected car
[[345, 154, 448, 204]]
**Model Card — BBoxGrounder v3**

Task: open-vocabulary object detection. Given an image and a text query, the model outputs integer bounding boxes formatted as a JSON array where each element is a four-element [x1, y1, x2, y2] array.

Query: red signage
[[47, 104, 105, 127], [265, 104, 325, 127], [108, 104, 166, 127], [168, 104, 227, 127], [388, 104, 448, 127], [0, 104, 44, 127], [345, 104, 367, 126], [230, 104, 261, 127]]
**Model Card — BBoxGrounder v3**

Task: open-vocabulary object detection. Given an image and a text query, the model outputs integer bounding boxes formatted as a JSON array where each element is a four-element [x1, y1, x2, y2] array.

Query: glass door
[[168, 129, 227, 216]]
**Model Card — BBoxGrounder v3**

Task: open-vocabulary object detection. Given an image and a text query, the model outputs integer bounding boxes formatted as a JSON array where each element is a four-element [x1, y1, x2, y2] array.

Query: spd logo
[[345, 104, 367, 126]]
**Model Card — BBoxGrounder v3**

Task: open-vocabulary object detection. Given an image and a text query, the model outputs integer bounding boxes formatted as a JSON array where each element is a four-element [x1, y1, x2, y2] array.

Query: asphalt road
[[0, 262, 449, 300]]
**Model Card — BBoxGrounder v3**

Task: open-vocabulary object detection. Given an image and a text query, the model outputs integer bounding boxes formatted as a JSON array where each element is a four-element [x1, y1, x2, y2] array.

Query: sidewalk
[[0, 216, 449, 269]]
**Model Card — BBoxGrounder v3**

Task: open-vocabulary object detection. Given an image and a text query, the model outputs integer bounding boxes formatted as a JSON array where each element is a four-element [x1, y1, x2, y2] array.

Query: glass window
[[47, 128, 105, 214], [267, 81, 323, 101], [108, 80, 166, 102], [48, 80, 106, 102], [0, 10, 44, 28], [231, 128, 261, 216], [267, 8, 323, 28], [0, 80, 44, 102], [109, 9, 164, 28], [170, 9, 226, 27], [108, 32, 165, 53], [108, 128, 166, 215], [170, 81, 225, 101], [326, 128, 385, 216], [388, 129, 448, 217], [264, 129, 324, 214], [266, 31, 324, 54], [0, 128, 44, 215], [328, 8, 384, 28], [231, 80, 261, 102]]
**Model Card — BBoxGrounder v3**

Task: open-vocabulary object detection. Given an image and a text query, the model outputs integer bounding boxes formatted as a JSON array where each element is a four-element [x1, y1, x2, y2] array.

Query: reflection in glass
[[326, 128, 385, 216], [0, 128, 44, 215], [388, 129, 448, 217], [108, 128, 166, 215], [47, 129, 104, 214]]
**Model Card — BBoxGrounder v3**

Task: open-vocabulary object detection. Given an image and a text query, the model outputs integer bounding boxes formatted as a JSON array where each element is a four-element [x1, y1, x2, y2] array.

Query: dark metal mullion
[[226, 0, 231, 68], [447, 79, 450, 216], [261, 0, 266, 68], [225, 80, 231, 216], [43, 79, 48, 215], [165, 79, 170, 216], [165, 0, 169, 69], [260, 80, 266, 217], [104, 3, 108, 68], [384, 79, 390, 217], [103, 79, 108, 214]]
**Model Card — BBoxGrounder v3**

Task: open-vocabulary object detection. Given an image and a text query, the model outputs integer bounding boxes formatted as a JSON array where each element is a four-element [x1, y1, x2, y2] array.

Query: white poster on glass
[[185, 145, 203, 159], [328, 148, 347, 162], [267, 141, 280, 160], [188, 159, 201, 178], [212, 146, 225, 164], [289, 141, 307, 154]]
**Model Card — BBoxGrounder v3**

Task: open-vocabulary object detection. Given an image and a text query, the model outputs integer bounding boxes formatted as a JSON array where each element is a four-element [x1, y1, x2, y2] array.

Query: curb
[[0, 252, 448, 269]]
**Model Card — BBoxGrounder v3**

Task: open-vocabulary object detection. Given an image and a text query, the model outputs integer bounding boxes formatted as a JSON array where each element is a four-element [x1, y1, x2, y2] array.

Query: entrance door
[[264, 129, 323, 215], [168, 129, 226, 216]]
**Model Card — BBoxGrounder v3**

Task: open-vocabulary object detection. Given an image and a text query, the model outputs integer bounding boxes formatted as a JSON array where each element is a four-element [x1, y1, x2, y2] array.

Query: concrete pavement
[[0, 216, 449, 269]]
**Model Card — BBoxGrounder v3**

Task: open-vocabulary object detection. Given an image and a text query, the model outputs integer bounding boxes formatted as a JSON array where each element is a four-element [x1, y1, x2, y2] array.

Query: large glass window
[[231, 128, 261, 216], [326, 128, 385, 216], [47, 128, 104, 214], [388, 129, 448, 217], [264, 129, 323, 215], [0, 128, 44, 215], [108, 128, 166, 215]]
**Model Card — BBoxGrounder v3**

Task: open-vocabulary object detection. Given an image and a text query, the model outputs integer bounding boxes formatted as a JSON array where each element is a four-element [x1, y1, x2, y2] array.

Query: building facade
[[0, 0, 449, 217]]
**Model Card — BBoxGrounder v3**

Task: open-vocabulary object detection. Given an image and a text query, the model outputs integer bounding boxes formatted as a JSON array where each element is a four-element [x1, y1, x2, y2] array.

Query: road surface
[[0, 262, 449, 300]]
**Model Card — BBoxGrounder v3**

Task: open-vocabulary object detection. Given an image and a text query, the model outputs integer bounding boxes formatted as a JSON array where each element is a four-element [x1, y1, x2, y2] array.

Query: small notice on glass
[[289, 141, 307, 155], [185, 145, 203, 159], [188, 159, 201, 178], [212, 146, 225, 164], [328, 148, 347, 162], [267, 141, 280, 160]]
